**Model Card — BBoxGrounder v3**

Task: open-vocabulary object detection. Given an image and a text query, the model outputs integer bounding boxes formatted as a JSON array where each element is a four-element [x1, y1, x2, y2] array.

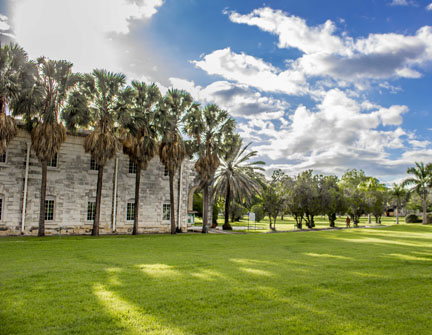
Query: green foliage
[[251, 204, 265, 222], [405, 214, 422, 223], [230, 201, 248, 222], [262, 169, 288, 230], [193, 192, 203, 218]]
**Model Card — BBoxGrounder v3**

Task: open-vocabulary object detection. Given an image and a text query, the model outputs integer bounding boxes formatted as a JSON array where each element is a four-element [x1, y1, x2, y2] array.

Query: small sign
[[249, 212, 255, 222]]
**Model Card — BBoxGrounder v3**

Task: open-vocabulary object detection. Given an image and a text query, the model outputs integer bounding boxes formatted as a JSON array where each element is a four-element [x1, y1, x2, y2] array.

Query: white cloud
[[192, 47, 307, 95], [427, 3, 432, 10], [223, 8, 432, 83], [241, 89, 414, 179], [10, 0, 163, 74], [390, 0, 409, 6], [169, 77, 289, 120], [0, 13, 10, 31]]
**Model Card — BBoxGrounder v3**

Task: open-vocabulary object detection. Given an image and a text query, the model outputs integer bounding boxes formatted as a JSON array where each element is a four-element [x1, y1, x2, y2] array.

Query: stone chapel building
[[0, 128, 199, 236]]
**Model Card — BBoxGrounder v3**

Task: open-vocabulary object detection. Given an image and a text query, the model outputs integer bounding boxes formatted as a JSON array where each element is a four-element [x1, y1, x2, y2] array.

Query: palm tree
[[156, 89, 193, 234], [119, 81, 161, 235], [184, 104, 235, 233], [402, 162, 432, 224], [64, 69, 125, 236], [15, 58, 78, 236], [0, 44, 35, 154], [213, 136, 265, 230], [390, 183, 407, 224]]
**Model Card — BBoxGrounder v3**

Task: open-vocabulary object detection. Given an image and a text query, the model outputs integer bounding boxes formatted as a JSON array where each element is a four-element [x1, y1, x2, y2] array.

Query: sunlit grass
[[1, 224, 431, 334], [196, 215, 404, 232]]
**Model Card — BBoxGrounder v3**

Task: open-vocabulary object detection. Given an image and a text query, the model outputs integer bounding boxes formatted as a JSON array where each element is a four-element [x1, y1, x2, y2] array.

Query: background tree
[[321, 175, 346, 227], [390, 183, 408, 224], [64, 69, 125, 236], [360, 178, 388, 224], [156, 89, 193, 234], [262, 169, 287, 231], [213, 136, 265, 230], [402, 162, 432, 224], [184, 103, 234, 233], [119, 82, 161, 235], [0, 44, 35, 154], [339, 169, 370, 227]]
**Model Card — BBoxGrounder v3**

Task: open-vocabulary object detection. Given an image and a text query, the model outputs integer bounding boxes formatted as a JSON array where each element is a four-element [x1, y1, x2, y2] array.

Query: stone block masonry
[[0, 129, 198, 236]]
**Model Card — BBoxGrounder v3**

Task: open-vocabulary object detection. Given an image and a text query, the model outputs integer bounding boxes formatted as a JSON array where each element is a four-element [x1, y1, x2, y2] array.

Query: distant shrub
[[251, 205, 265, 222], [405, 214, 422, 223]]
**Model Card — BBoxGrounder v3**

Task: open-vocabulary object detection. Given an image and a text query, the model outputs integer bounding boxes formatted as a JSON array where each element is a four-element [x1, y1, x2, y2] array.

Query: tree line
[[256, 163, 431, 230]]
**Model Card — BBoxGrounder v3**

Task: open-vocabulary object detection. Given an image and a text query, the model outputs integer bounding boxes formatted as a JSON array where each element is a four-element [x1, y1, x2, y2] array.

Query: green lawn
[[1, 224, 431, 334], [196, 215, 404, 232]]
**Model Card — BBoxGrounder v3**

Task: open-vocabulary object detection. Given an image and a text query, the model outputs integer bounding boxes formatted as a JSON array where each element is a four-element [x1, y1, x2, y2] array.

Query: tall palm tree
[[0, 44, 35, 154], [402, 162, 432, 224], [390, 183, 407, 224], [119, 81, 161, 235], [15, 58, 78, 236], [156, 89, 193, 234], [64, 69, 125, 236], [184, 104, 235, 233], [213, 136, 265, 230]]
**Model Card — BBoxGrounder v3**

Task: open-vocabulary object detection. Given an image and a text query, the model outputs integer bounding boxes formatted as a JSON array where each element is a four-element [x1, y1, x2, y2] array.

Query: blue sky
[[0, 0, 431, 183]]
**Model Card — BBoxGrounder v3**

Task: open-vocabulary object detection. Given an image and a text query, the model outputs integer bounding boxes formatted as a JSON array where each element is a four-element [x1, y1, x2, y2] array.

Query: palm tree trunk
[[38, 160, 48, 237], [133, 164, 141, 235], [422, 193, 427, 224], [202, 182, 209, 233], [169, 172, 176, 234], [223, 183, 232, 230], [396, 207, 399, 224], [93, 166, 104, 236]]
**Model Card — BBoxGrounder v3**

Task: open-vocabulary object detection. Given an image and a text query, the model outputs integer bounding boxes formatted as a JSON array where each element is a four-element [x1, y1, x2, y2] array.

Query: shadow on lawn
[[90, 227, 432, 334]]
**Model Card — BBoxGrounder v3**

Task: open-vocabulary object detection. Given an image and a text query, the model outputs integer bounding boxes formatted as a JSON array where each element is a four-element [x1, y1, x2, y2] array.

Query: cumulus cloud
[[169, 77, 289, 120], [241, 89, 415, 179], [192, 47, 307, 95], [427, 3, 432, 10], [9, 0, 164, 74], [389, 0, 416, 6], [221, 7, 432, 83]]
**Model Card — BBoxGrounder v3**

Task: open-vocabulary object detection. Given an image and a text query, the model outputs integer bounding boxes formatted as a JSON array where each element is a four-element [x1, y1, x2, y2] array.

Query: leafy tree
[[285, 176, 305, 229], [321, 175, 346, 227], [119, 82, 161, 235], [339, 169, 370, 227], [0, 44, 35, 154], [402, 162, 432, 224], [184, 103, 234, 233], [262, 169, 288, 231], [213, 136, 265, 230], [157, 89, 193, 234], [64, 69, 125, 236], [17, 58, 78, 236], [390, 183, 408, 224], [360, 178, 388, 224]]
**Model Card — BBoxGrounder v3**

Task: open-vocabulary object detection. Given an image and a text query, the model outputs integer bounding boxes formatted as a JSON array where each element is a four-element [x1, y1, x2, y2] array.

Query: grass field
[[1, 223, 431, 334], [196, 215, 403, 232]]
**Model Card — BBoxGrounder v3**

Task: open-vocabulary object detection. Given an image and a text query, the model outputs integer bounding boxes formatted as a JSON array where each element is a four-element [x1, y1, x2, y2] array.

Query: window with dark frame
[[87, 201, 96, 221], [0, 152, 6, 163], [126, 202, 135, 221], [90, 157, 99, 170], [129, 160, 137, 174], [163, 203, 170, 220], [45, 200, 54, 221], [0, 198, 3, 220], [47, 153, 57, 167]]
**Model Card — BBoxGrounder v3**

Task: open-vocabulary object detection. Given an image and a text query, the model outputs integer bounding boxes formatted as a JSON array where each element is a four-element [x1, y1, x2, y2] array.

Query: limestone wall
[[0, 129, 196, 236]]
